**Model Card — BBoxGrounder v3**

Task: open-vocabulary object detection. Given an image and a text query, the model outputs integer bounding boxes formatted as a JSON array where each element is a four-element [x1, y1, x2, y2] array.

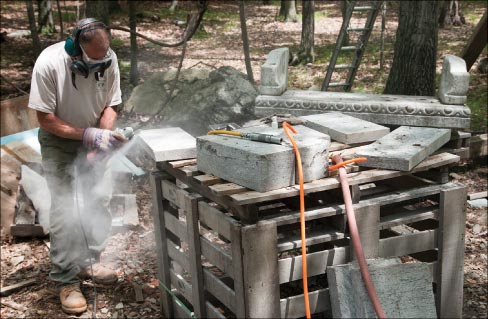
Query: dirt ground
[[1, 1, 487, 318]]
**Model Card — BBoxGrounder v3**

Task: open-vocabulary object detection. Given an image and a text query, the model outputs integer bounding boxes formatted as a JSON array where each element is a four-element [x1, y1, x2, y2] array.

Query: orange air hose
[[282, 122, 311, 319], [207, 130, 242, 137], [331, 154, 386, 319]]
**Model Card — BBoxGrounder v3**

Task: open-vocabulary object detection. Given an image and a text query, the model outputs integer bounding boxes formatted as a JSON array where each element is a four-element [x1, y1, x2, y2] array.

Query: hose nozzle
[[241, 133, 282, 144]]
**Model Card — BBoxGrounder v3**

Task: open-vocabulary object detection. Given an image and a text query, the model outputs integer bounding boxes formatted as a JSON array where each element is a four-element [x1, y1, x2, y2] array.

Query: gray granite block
[[260, 48, 289, 96], [135, 127, 196, 163], [439, 55, 470, 105], [327, 258, 437, 319], [238, 125, 331, 182], [197, 125, 331, 192], [299, 112, 390, 144], [255, 90, 471, 129], [197, 133, 295, 192], [356, 126, 451, 171]]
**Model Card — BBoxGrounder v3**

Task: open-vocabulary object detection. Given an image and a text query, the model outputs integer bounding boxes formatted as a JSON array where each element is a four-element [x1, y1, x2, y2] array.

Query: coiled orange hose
[[282, 122, 311, 319]]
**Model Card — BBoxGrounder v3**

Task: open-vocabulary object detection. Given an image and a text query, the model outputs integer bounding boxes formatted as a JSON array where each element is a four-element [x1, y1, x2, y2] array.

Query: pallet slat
[[198, 202, 232, 240], [379, 229, 437, 257], [201, 237, 234, 279], [203, 269, 236, 313], [280, 288, 331, 318], [277, 226, 344, 252]]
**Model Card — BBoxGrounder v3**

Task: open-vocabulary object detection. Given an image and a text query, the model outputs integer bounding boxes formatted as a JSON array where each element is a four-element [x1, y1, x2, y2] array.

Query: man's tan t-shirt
[[28, 41, 122, 128]]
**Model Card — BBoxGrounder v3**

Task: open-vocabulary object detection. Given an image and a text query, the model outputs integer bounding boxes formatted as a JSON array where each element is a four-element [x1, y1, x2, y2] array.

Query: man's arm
[[99, 106, 118, 130], [36, 111, 84, 140]]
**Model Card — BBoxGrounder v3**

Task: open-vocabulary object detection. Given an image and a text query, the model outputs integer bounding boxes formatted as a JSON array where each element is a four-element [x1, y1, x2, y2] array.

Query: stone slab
[[197, 133, 295, 193], [438, 55, 469, 105], [260, 48, 289, 96], [135, 127, 196, 163], [255, 90, 471, 129], [299, 112, 390, 144], [238, 125, 331, 182], [197, 125, 331, 192], [327, 258, 437, 318], [355, 126, 451, 171]]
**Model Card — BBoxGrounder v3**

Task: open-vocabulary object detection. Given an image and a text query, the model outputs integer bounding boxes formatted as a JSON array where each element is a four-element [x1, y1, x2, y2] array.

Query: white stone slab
[[238, 125, 331, 182], [135, 127, 196, 163], [438, 55, 469, 105], [356, 126, 451, 171], [255, 90, 471, 129], [327, 258, 437, 318], [299, 112, 390, 144], [197, 133, 295, 192], [260, 47, 289, 96]]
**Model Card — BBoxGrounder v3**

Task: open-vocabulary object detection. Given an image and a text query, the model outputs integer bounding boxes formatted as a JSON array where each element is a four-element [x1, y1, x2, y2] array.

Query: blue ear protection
[[64, 18, 108, 79]]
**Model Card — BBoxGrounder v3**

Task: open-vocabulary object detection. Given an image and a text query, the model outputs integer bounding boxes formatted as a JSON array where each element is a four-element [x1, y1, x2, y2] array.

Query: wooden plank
[[379, 229, 437, 257], [201, 237, 233, 278], [280, 288, 331, 318], [380, 207, 439, 230], [468, 190, 487, 200], [181, 165, 199, 177], [208, 183, 248, 196], [241, 221, 280, 318], [167, 239, 190, 273], [354, 204, 380, 258], [198, 202, 232, 241], [185, 194, 206, 318], [229, 153, 459, 205], [162, 179, 189, 208], [169, 159, 197, 168], [0, 278, 36, 296], [10, 224, 44, 237], [278, 246, 349, 284], [205, 301, 226, 319], [172, 298, 193, 319], [164, 211, 188, 242], [194, 174, 222, 186], [2, 141, 41, 163], [437, 184, 467, 318], [132, 283, 144, 303], [203, 268, 236, 312], [150, 173, 174, 318], [0, 95, 38, 137], [169, 269, 192, 304], [229, 220, 246, 319], [470, 133, 488, 158], [277, 226, 344, 252]]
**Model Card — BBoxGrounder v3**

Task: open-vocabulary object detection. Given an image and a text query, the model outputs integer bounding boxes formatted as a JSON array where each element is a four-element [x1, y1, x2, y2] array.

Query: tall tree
[[37, 0, 56, 33], [298, 0, 314, 64], [26, 0, 42, 59], [384, 1, 439, 96], [129, 1, 139, 86], [85, 1, 110, 25], [279, 0, 297, 22], [239, 0, 254, 84]]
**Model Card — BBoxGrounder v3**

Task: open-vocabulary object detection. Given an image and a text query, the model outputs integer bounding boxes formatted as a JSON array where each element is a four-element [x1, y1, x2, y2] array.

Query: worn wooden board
[[0, 95, 38, 137]]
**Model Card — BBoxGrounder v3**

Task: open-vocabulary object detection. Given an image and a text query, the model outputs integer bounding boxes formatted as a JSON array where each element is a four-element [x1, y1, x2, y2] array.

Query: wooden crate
[[151, 151, 466, 318]]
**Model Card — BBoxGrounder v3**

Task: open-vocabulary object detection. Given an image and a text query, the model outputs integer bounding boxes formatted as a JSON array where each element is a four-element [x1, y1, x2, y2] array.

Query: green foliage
[[467, 76, 488, 133], [111, 37, 124, 50]]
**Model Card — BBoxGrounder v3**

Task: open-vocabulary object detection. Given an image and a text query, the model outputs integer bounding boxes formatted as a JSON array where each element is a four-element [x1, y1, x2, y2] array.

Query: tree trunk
[[461, 10, 487, 71], [339, 0, 349, 46], [169, 0, 178, 11], [298, 0, 314, 64], [239, 0, 254, 85], [55, 0, 63, 40], [129, 1, 139, 86], [85, 1, 110, 25], [37, 0, 56, 33], [26, 0, 42, 59], [279, 0, 297, 22], [384, 1, 438, 96]]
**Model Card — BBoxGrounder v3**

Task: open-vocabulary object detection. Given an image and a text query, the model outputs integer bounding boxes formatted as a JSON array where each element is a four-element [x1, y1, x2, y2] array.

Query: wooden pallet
[[151, 151, 466, 318]]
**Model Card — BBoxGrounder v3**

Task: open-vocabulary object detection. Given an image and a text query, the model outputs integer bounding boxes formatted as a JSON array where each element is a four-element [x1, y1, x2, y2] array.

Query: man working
[[28, 18, 127, 314]]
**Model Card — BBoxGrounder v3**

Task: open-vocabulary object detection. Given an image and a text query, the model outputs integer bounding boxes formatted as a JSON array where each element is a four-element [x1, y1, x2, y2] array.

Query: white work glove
[[82, 127, 127, 152]]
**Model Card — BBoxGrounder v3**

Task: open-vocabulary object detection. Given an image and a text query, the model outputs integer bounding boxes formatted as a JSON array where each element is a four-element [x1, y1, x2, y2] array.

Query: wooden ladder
[[321, 0, 384, 92]]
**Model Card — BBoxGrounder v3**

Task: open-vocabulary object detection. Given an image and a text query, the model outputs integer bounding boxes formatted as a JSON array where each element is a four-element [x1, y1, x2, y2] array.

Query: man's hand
[[82, 127, 128, 152]]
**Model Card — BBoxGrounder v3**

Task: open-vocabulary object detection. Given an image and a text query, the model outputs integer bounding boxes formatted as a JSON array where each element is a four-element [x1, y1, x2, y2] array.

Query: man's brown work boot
[[59, 283, 87, 314], [79, 263, 118, 285]]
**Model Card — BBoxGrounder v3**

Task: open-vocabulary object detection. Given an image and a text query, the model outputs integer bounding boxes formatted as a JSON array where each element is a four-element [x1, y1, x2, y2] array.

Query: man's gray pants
[[39, 128, 113, 285]]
